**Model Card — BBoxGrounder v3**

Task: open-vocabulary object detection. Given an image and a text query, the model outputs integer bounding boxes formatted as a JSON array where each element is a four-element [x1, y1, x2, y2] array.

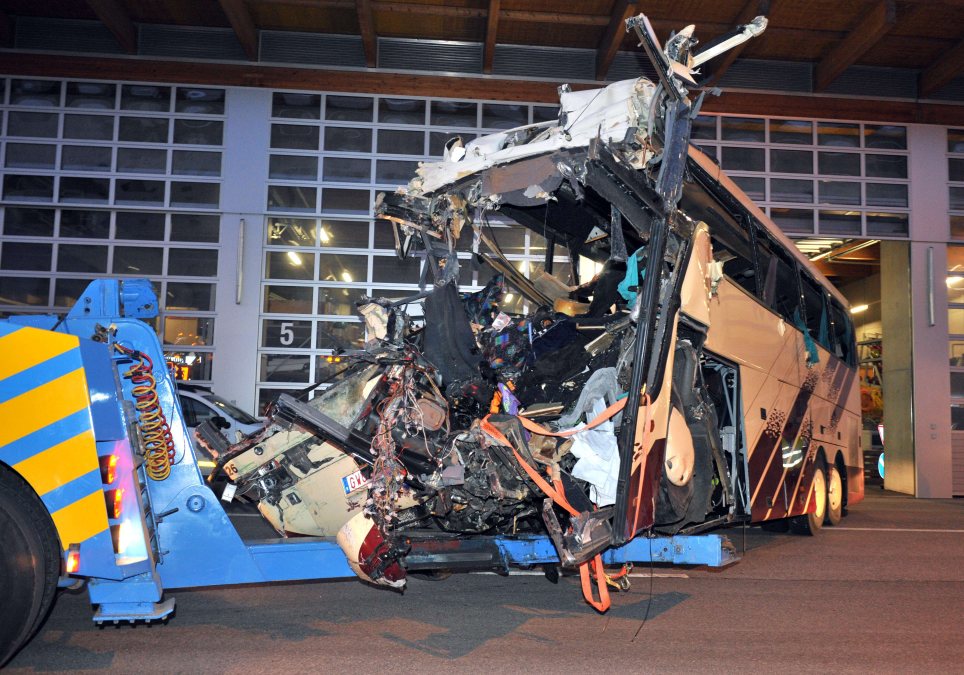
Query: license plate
[[342, 469, 370, 494]]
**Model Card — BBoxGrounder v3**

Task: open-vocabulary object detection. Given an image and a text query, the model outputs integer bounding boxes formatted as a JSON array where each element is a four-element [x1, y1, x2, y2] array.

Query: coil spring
[[115, 344, 175, 480]]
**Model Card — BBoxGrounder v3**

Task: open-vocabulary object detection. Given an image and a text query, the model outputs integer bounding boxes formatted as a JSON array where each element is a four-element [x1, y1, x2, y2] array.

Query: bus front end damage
[[202, 14, 766, 609]]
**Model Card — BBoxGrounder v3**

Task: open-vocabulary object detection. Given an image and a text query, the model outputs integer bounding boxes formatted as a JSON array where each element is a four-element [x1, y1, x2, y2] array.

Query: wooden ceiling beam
[[85, 0, 137, 54], [701, 0, 769, 87], [595, 0, 636, 81], [483, 0, 500, 74], [217, 0, 259, 61], [813, 260, 878, 280], [254, 1, 850, 40], [813, 0, 896, 92], [920, 38, 964, 98], [357, 0, 377, 68], [4, 52, 962, 126], [370, 2, 483, 19]]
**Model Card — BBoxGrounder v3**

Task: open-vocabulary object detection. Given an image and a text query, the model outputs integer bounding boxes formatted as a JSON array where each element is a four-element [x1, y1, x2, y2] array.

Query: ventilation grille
[[930, 75, 964, 102], [378, 38, 482, 74], [494, 45, 595, 81], [14, 17, 124, 54], [825, 65, 918, 99], [139, 25, 246, 61], [261, 31, 366, 68], [607, 51, 659, 83], [718, 59, 813, 93]]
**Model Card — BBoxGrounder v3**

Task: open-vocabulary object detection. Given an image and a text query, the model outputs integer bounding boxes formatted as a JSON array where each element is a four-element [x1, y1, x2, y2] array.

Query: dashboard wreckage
[[201, 14, 780, 609]]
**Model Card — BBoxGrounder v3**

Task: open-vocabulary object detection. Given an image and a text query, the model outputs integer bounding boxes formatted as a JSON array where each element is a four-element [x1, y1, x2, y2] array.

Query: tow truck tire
[[825, 462, 844, 526], [790, 459, 826, 536], [0, 466, 61, 667]]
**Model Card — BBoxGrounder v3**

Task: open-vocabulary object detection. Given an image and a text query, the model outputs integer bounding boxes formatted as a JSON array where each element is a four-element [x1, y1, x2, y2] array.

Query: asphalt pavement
[[6, 490, 964, 674]]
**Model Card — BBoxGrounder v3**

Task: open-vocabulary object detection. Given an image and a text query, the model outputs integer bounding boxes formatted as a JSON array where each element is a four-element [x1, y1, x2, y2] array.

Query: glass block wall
[[948, 128, 964, 433], [0, 75, 943, 415], [0, 78, 224, 381], [256, 92, 561, 411], [691, 115, 911, 239]]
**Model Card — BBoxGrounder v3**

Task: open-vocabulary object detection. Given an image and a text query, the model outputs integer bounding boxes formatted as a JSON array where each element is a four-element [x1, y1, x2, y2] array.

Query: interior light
[[504, 293, 514, 303], [850, 304, 869, 314], [185, 353, 197, 366], [287, 251, 302, 266], [341, 271, 353, 283], [319, 227, 331, 244], [947, 276, 964, 287]]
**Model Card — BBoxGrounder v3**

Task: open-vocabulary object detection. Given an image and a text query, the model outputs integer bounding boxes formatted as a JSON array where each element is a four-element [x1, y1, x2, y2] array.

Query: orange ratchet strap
[[516, 396, 627, 438], [479, 414, 612, 612]]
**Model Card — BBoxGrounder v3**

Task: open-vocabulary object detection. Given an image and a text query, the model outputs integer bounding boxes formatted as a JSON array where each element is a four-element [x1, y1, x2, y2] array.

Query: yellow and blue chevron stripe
[[0, 322, 109, 551]]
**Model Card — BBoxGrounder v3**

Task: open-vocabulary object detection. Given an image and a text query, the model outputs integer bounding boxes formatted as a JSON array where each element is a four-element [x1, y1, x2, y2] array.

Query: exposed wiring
[[561, 87, 606, 140], [632, 536, 656, 643]]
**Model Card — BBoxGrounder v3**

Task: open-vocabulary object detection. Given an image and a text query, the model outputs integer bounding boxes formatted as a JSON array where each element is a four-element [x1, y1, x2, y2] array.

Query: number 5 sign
[[263, 320, 310, 348]]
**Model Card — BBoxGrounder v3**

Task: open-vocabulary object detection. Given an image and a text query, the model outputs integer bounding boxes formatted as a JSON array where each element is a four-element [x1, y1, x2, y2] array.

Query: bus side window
[[710, 229, 757, 296], [829, 298, 856, 366], [679, 183, 757, 296], [756, 235, 799, 324], [800, 273, 832, 351]]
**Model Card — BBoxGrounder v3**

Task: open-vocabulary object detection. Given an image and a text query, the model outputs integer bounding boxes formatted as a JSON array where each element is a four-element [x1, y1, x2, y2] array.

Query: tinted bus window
[[681, 184, 756, 296], [800, 273, 831, 350], [756, 232, 799, 325], [829, 298, 856, 365]]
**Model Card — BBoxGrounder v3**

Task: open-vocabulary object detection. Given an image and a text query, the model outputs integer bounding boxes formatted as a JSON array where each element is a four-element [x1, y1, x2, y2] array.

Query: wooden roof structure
[[0, 1, 962, 123]]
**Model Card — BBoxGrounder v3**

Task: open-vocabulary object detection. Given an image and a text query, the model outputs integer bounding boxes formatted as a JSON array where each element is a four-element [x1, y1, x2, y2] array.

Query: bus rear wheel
[[825, 463, 843, 526], [0, 467, 61, 667], [790, 460, 826, 536]]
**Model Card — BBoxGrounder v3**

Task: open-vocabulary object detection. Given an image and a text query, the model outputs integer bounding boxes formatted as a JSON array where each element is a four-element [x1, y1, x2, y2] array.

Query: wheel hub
[[813, 467, 826, 520]]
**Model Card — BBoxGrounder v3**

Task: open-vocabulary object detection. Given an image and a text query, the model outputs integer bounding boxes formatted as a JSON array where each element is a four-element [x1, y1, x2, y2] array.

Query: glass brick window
[[0, 79, 225, 383], [258, 93, 560, 410], [950, 129, 964, 242], [0, 206, 220, 381], [947, 130, 964, 431], [692, 115, 911, 239]]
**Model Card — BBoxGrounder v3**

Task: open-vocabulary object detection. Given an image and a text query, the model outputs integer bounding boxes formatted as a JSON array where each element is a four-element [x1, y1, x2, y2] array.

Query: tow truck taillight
[[99, 454, 118, 485], [66, 545, 80, 574], [104, 488, 124, 519]]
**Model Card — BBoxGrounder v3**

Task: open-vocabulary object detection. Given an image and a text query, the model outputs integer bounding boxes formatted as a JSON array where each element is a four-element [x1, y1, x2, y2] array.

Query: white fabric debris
[[568, 398, 621, 507], [358, 302, 389, 339]]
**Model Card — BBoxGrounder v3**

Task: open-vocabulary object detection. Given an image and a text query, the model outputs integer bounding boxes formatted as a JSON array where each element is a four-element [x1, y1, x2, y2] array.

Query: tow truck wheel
[[790, 460, 827, 536], [0, 466, 61, 667], [825, 463, 844, 526]]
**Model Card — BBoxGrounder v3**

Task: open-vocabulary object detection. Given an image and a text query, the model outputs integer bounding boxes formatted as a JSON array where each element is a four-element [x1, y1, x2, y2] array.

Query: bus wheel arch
[[0, 463, 62, 667], [654, 340, 716, 532]]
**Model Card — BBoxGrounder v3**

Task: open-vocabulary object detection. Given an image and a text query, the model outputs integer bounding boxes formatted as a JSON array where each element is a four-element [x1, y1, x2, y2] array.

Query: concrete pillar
[[880, 241, 915, 494], [891, 124, 954, 498]]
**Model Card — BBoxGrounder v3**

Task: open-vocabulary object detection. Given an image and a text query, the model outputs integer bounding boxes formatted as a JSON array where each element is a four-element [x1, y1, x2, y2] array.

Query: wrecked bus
[[201, 14, 864, 609], [0, 16, 872, 665]]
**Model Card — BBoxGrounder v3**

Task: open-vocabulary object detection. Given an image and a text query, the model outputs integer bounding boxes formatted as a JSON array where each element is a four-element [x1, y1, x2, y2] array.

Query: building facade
[[0, 74, 958, 496]]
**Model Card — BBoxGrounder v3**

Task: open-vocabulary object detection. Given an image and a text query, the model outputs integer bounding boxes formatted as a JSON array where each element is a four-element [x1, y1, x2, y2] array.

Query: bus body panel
[[703, 277, 862, 524]]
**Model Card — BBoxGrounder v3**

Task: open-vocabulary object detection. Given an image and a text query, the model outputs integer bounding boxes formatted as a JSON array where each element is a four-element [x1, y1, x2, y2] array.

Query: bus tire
[[0, 466, 61, 667], [790, 459, 826, 536], [825, 462, 843, 526]]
